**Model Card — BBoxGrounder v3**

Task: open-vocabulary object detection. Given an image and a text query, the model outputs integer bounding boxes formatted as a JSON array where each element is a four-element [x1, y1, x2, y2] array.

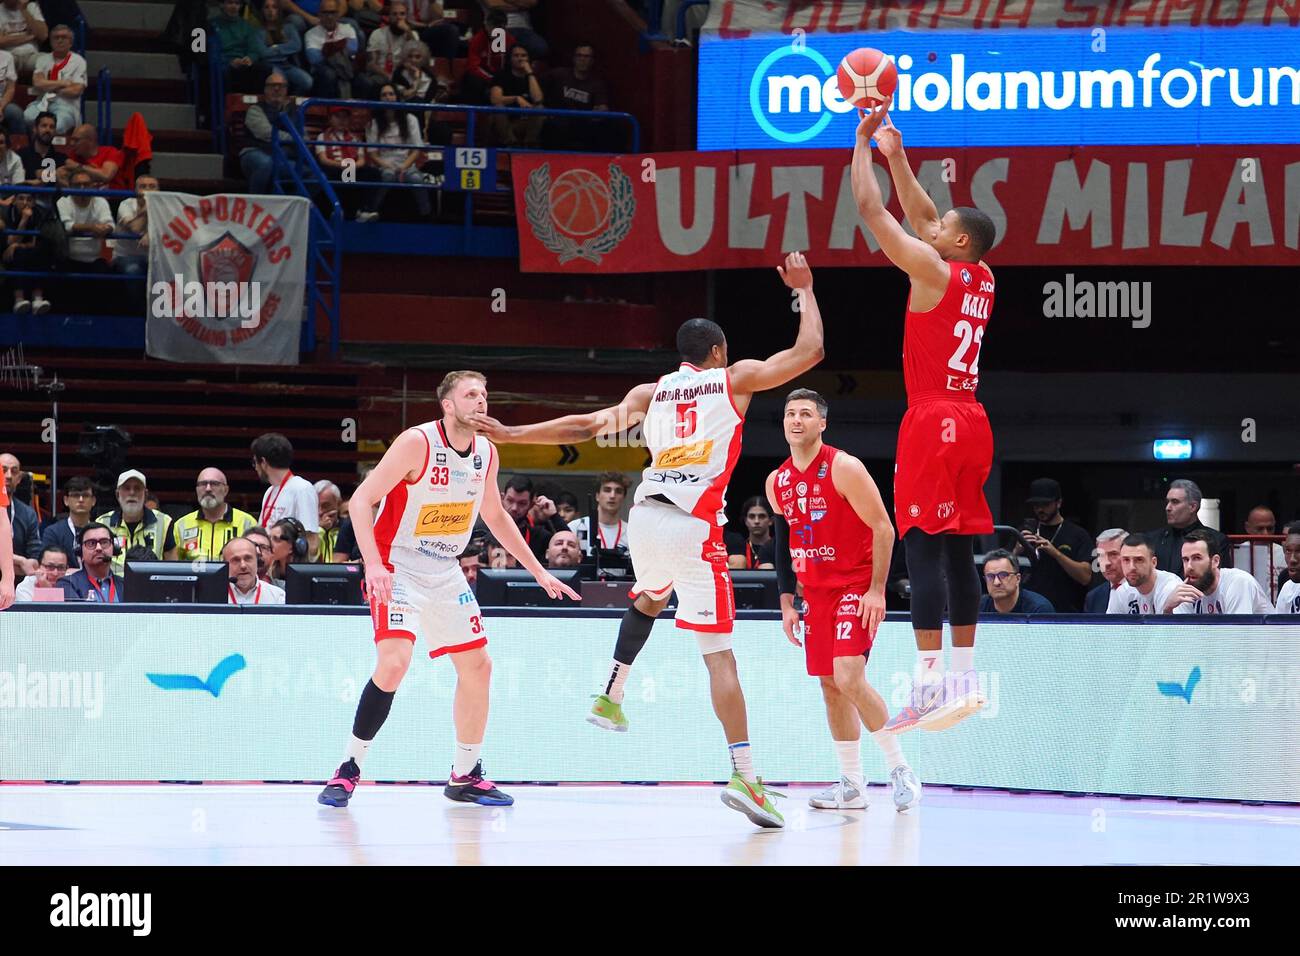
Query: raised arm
[[728, 251, 825, 396], [851, 100, 948, 288], [874, 114, 940, 242], [469, 382, 656, 445]]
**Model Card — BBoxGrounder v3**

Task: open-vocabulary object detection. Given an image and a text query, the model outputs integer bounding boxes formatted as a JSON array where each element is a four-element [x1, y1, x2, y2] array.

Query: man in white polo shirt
[[251, 432, 320, 560], [1170, 529, 1273, 615], [224, 536, 285, 605], [1107, 532, 1181, 615], [24, 22, 84, 134]]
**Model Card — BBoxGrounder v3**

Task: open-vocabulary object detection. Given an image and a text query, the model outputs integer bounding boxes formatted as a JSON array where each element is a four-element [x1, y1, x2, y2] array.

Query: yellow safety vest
[[95, 508, 174, 576], [171, 506, 257, 562], [319, 525, 340, 563]]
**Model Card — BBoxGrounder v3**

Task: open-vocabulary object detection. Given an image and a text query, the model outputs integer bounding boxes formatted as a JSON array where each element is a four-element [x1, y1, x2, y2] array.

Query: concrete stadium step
[[88, 50, 183, 82], [91, 77, 192, 104], [91, 28, 175, 54], [147, 151, 225, 180], [88, 100, 196, 131], [81, 0, 174, 33]]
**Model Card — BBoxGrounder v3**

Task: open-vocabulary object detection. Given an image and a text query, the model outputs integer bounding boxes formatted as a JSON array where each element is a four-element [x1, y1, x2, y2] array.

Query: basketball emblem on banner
[[525, 162, 635, 264]]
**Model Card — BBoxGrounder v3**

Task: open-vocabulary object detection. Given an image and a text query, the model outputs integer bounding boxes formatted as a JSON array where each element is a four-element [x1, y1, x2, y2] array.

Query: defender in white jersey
[[1108, 533, 1182, 614], [473, 252, 825, 828], [318, 371, 578, 811]]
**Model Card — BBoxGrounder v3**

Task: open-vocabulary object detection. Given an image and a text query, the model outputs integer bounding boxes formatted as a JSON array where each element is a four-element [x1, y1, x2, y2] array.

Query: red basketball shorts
[[802, 585, 874, 677], [894, 400, 994, 537]]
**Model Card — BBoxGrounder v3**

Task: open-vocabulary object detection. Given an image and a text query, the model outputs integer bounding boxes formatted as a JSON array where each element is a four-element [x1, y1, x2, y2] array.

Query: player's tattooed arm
[[469, 383, 655, 445], [873, 113, 941, 243], [730, 252, 825, 396]]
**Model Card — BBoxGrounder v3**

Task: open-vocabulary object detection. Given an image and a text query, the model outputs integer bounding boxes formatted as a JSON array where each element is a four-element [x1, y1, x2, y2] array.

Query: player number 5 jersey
[[634, 363, 744, 524]]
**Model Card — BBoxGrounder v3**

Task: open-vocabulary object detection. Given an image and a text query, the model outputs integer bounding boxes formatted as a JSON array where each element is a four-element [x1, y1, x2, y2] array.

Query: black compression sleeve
[[774, 515, 796, 597]]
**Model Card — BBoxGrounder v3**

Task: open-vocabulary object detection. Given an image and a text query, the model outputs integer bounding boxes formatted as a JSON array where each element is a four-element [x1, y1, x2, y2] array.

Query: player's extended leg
[[830, 656, 921, 811], [590, 592, 668, 732], [809, 676, 868, 809], [705, 646, 785, 828], [443, 645, 513, 806], [924, 533, 986, 731], [883, 529, 947, 733], [318, 638, 412, 807]]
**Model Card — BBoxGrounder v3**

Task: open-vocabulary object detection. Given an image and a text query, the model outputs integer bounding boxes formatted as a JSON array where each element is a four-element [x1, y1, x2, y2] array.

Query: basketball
[[836, 47, 898, 108]]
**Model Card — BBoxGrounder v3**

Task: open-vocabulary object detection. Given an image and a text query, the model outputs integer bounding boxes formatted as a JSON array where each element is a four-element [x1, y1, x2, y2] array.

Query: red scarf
[[49, 52, 74, 82]]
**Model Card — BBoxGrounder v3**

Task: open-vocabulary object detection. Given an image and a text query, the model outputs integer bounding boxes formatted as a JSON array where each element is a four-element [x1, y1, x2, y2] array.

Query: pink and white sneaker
[[881, 681, 945, 734]]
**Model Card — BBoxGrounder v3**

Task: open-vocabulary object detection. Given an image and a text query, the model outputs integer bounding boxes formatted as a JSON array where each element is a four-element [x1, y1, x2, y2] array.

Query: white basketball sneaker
[[808, 776, 868, 810]]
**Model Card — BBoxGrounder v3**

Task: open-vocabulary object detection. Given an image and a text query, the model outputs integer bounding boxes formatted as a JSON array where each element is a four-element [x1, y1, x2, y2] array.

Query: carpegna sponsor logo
[[49, 886, 152, 936]]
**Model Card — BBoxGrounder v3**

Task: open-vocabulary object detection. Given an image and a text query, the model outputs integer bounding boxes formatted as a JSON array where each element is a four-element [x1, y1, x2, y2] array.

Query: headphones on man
[[74, 523, 122, 562], [278, 517, 309, 559]]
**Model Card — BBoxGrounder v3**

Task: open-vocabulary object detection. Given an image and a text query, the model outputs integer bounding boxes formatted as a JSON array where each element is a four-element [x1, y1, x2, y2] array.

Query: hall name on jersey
[[959, 293, 991, 320], [654, 381, 725, 403]]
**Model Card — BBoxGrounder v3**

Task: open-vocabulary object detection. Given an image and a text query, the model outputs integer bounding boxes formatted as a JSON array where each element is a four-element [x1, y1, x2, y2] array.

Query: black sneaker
[[443, 760, 514, 806], [317, 758, 361, 807]]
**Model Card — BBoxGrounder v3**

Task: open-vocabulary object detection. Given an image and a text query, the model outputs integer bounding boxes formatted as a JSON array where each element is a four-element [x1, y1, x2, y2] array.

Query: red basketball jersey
[[903, 259, 994, 405], [774, 444, 872, 591]]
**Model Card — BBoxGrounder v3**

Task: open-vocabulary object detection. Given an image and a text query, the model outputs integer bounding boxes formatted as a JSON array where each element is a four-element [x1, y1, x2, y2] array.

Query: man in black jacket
[[500, 474, 568, 562], [1147, 479, 1229, 574], [58, 522, 124, 603]]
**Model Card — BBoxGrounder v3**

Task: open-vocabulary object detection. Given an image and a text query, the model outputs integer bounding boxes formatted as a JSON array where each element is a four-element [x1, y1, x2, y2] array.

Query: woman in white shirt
[[366, 82, 434, 216]]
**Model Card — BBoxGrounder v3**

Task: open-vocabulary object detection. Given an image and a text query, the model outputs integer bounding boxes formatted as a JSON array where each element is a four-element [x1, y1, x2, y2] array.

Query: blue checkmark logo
[[147, 654, 246, 698], [1157, 666, 1201, 704]]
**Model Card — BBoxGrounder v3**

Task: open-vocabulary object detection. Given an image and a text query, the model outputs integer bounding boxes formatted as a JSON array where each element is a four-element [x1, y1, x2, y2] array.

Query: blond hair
[[437, 370, 487, 403]]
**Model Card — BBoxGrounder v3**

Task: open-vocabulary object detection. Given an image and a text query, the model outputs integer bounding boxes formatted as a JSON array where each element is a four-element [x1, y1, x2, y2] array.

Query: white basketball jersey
[[374, 421, 493, 574], [634, 363, 744, 524]]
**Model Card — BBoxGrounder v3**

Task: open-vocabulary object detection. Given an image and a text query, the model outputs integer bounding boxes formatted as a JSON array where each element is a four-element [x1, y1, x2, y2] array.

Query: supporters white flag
[[145, 191, 310, 365]]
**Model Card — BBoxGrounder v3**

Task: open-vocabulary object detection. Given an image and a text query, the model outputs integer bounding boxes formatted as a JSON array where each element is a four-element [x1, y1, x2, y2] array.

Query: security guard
[[95, 469, 173, 575], [165, 467, 256, 562], [314, 479, 342, 562]]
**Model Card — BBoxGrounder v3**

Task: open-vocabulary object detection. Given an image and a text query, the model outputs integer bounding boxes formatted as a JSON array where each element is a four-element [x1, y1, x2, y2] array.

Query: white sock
[[871, 729, 907, 772], [605, 660, 631, 704], [950, 645, 975, 675], [728, 741, 755, 782], [915, 648, 944, 690], [345, 734, 371, 768], [833, 738, 863, 787], [453, 741, 481, 778]]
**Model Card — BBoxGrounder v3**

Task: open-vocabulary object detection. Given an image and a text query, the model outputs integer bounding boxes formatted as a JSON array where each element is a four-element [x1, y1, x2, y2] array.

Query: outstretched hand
[[776, 250, 812, 291], [855, 96, 892, 143], [872, 111, 902, 158], [467, 411, 511, 442]]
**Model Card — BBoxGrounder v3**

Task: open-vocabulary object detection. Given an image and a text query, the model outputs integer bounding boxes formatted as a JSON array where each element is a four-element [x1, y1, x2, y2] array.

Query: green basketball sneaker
[[587, 694, 629, 732], [721, 773, 786, 828]]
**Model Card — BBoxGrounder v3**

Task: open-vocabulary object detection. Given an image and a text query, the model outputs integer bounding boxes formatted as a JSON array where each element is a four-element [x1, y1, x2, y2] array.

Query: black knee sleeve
[[904, 529, 947, 631], [614, 605, 656, 665], [352, 678, 396, 741], [940, 534, 981, 626]]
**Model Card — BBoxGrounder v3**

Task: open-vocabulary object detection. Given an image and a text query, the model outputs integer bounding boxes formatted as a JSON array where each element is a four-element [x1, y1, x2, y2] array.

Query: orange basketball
[[548, 169, 612, 238], [836, 47, 898, 108]]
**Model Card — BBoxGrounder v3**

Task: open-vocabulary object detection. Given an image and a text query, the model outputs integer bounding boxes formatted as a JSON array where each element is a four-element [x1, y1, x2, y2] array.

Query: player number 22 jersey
[[903, 259, 995, 405]]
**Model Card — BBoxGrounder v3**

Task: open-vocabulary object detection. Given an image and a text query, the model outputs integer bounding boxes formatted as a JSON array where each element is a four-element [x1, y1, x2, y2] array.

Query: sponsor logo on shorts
[[908, 504, 921, 518], [389, 612, 404, 624], [414, 501, 474, 536], [654, 439, 714, 469], [937, 501, 955, 519], [456, 591, 475, 606]]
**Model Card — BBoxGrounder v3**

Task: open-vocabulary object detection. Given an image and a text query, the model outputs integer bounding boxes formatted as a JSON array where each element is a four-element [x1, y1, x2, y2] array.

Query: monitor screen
[[284, 563, 366, 606], [123, 561, 229, 604], [476, 568, 584, 608], [728, 570, 780, 611]]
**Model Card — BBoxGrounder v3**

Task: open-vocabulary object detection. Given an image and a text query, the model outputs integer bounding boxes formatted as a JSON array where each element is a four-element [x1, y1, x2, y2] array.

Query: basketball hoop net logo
[[524, 162, 635, 265]]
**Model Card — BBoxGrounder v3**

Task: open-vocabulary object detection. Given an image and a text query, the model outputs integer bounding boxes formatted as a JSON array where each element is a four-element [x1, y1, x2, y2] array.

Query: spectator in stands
[[60, 125, 123, 188], [348, 0, 384, 33], [545, 529, 581, 569], [315, 105, 383, 221], [304, 0, 360, 99], [1, 451, 39, 577], [541, 42, 613, 151], [1017, 477, 1094, 612], [251, 432, 321, 559], [18, 111, 62, 193], [487, 44, 544, 147], [56, 170, 112, 312], [257, 0, 313, 95], [726, 495, 774, 570], [554, 490, 578, 524], [244, 524, 276, 582], [282, 0, 322, 32], [23, 22, 83, 135], [1276, 522, 1300, 614], [224, 535, 286, 604], [109, 174, 158, 277], [314, 478, 341, 561], [268, 516, 307, 581], [1083, 527, 1127, 613], [211, 0, 272, 94], [1108, 532, 1181, 614], [480, 0, 547, 61], [96, 469, 172, 575], [979, 549, 1055, 614], [462, 9, 511, 105], [240, 71, 295, 195], [1233, 505, 1284, 601], [58, 521, 123, 603], [39, 474, 95, 568], [3, 191, 53, 313], [367, 82, 434, 216], [362, 0, 421, 100], [394, 41, 432, 101], [164, 468, 257, 562], [568, 472, 629, 559], [14, 542, 67, 600], [459, 544, 482, 587], [0, 0, 47, 77], [1169, 528, 1272, 614], [407, 1, 459, 91], [0, 46, 22, 134], [1147, 478, 1230, 574], [501, 474, 566, 561], [484, 534, 517, 569], [0, 127, 21, 200]]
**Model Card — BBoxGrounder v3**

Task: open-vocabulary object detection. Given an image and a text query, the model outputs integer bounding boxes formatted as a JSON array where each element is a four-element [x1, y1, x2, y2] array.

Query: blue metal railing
[[643, 0, 667, 39], [95, 68, 111, 148], [209, 29, 226, 154], [0, 184, 142, 283], [74, 14, 87, 55], [676, 0, 711, 39]]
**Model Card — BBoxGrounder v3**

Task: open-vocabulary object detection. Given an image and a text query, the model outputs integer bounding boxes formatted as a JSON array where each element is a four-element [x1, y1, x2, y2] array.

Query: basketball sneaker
[[444, 760, 514, 806], [919, 670, 986, 732], [317, 758, 361, 807], [587, 693, 629, 732], [890, 765, 922, 812], [809, 776, 868, 810], [881, 679, 944, 734], [721, 773, 786, 828]]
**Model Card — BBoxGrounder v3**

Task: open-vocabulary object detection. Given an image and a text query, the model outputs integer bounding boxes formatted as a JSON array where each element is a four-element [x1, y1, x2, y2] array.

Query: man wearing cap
[[165, 467, 257, 562], [1018, 478, 1095, 613], [95, 469, 173, 575]]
